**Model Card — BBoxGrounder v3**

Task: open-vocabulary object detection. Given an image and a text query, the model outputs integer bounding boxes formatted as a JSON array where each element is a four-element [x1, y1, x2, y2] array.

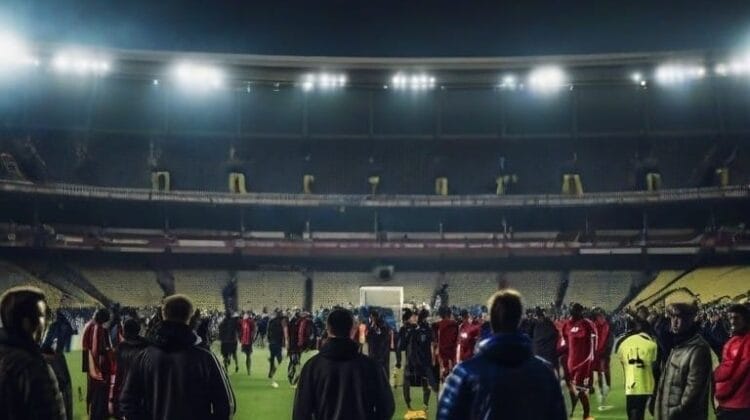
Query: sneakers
[[270, 381, 279, 388]]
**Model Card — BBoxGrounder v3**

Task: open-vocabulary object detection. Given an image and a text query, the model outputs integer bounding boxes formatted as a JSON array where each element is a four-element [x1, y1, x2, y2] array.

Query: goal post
[[359, 286, 403, 325]]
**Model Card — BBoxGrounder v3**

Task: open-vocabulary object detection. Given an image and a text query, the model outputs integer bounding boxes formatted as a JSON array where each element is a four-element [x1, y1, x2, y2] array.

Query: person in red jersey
[[432, 306, 459, 381], [456, 309, 481, 363], [591, 307, 612, 408], [240, 312, 256, 375], [82, 308, 114, 420], [713, 304, 750, 420], [562, 303, 598, 420]]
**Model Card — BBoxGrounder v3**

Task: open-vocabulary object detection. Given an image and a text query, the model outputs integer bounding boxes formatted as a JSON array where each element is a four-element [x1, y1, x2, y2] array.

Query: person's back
[[531, 314, 559, 367], [439, 290, 566, 420], [440, 333, 566, 420], [0, 287, 66, 420], [268, 315, 284, 345], [293, 309, 394, 420], [120, 295, 235, 420], [218, 315, 238, 344]]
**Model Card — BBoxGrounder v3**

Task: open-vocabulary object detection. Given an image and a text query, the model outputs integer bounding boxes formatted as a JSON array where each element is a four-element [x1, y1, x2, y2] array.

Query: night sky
[[2, 0, 750, 57]]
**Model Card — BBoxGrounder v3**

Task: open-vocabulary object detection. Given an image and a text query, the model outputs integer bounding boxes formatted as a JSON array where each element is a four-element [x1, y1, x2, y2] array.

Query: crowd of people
[[0, 284, 749, 420]]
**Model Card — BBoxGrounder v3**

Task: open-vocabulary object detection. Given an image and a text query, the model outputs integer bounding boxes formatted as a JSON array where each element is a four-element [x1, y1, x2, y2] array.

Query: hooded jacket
[[292, 337, 395, 420], [0, 328, 67, 420], [437, 332, 566, 420], [119, 321, 235, 420], [655, 330, 712, 420]]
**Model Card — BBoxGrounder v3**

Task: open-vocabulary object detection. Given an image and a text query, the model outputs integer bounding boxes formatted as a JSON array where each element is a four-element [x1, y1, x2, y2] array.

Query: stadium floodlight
[[390, 72, 435, 90], [654, 64, 705, 85], [499, 74, 518, 90], [299, 72, 347, 91], [631, 72, 642, 83], [715, 63, 728, 76], [172, 62, 224, 89], [527, 66, 566, 93], [52, 51, 111, 76], [0, 32, 38, 71]]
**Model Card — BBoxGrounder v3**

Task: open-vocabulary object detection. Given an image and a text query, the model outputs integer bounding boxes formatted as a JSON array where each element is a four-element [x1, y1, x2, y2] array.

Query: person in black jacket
[[218, 311, 240, 373], [120, 294, 236, 420], [438, 289, 566, 420], [0, 286, 67, 420], [403, 309, 439, 418], [531, 307, 560, 372], [292, 308, 395, 420], [366, 310, 392, 377], [112, 318, 147, 418]]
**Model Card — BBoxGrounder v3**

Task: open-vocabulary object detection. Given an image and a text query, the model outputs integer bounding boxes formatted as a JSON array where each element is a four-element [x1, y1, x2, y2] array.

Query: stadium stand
[[236, 271, 307, 311], [629, 267, 750, 307], [80, 268, 163, 308], [0, 261, 66, 308], [172, 270, 227, 310], [565, 271, 640, 311]]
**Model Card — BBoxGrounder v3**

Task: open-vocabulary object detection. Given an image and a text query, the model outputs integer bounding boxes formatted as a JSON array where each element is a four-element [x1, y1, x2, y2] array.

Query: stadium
[[1, 2, 750, 420]]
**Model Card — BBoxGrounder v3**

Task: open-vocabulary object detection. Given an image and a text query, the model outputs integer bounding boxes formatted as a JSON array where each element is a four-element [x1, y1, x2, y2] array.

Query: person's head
[[162, 294, 194, 325], [570, 303, 584, 320], [326, 308, 353, 338], [534, 307, 546, 321], [438, 306, 452, 320], [459, 309, 469, 322], [636, 306, 649, 321], [727, 304, 750, 336], [123, 318, 141, 340], [592, 307, 605, 321], [667, 302, 699, 334], [487, 289, 523, 334], [402, 308, 413, 325], [417, 309, 429, 324], [94, 308, 110, 325], [0, 286, 49, 343], [624, 315, 638, 333], [369, 310, 380, 324]]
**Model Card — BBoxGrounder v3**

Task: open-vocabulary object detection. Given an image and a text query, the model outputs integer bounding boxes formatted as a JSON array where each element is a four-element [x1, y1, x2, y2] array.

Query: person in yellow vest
[[614, 316, 658, 420]]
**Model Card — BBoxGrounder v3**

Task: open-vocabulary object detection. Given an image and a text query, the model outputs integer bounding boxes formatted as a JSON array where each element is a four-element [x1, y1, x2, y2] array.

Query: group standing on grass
[[1, 284, 750, 420]]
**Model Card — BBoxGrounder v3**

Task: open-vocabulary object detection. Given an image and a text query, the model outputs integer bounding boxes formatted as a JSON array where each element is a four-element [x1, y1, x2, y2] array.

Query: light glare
[[528, 66, 566, 92], [0, 32, 38, 70], [52, 51, 111, 76]]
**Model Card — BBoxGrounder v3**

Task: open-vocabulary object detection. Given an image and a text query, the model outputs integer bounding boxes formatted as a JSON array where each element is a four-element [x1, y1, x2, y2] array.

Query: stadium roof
[[3, 1, 750, 57]]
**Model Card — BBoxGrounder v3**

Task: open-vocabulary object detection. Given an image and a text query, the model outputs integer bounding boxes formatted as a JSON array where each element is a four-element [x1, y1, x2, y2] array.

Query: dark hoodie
[[119, 321, 235, 420], [293, 337, 395, 420], [437, 332, 566, 420]]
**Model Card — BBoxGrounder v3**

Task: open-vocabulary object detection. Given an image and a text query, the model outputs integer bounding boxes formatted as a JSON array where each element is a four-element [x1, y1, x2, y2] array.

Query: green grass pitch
[[65, 345, 716, 419]]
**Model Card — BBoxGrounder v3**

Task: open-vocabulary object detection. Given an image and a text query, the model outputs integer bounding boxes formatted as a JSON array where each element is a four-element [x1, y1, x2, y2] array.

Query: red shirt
[[714, 332, 750, 409], [457, 321, 480, 363], [594, 318, 610, 357], [433, 319, 459, 359], [563, 318, 597, 371], [241, 318, 255, 346]]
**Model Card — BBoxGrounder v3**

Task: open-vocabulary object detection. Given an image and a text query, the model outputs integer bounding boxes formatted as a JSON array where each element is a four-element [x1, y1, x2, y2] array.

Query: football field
[[65, 345, 716, 420]]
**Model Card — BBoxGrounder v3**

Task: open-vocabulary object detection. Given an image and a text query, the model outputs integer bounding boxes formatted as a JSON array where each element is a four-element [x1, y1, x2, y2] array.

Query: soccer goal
[[359, 286, 403, 324]]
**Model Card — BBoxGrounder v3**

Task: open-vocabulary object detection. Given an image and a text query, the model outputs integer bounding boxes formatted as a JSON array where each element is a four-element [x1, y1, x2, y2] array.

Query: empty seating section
[[629, 270, 683, 307], [631, 267, 750, 307], [312, 272, 370, 309], [236, 271, 306, 312], [0, 262, 65, 308], [565, 271, 638, 311], [82, 269, 163, 308], [503, 272, 561, 309], [172, 270, 227, 311]]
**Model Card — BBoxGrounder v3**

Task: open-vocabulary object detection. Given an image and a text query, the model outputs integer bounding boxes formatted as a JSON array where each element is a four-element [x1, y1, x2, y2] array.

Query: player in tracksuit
[[402, 309, 439, 419]]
